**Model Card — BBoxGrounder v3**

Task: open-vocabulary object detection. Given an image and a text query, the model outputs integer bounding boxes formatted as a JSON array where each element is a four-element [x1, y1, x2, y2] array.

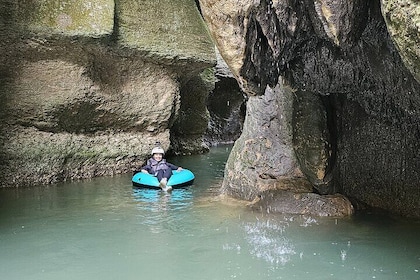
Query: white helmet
[[151, 147, 165, 155]]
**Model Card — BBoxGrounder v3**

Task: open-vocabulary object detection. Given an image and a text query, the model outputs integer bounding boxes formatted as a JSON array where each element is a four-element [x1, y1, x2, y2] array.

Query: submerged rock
[[251, 190, 354, 217]]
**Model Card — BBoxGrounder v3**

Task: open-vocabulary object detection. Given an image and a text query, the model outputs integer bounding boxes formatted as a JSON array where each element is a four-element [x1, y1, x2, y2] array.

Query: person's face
[[153, 153, 163, 161]]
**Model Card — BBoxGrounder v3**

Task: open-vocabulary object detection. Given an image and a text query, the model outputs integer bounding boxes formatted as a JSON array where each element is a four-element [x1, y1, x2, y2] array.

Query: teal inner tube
[[132, 169, 195, 189]]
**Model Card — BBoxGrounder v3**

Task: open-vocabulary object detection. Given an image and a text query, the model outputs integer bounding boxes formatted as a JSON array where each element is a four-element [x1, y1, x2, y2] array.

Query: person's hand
[[141, 169, 149, 174], [177, 167, 183, 171]]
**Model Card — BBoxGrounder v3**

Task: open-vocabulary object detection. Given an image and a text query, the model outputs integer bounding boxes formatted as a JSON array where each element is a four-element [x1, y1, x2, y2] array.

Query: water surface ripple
[[0, 145, 419, 279]]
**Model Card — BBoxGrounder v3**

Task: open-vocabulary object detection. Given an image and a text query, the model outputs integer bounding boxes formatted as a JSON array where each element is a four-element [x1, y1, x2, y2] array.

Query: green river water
[[0, 145, 419, 280]]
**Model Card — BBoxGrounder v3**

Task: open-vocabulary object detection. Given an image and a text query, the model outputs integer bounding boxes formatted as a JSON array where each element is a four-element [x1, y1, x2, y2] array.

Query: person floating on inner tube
[[140, 145, 182, 192]]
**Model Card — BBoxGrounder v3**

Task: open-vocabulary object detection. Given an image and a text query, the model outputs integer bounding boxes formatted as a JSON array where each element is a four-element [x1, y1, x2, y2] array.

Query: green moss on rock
[[12, 0, 114, 37], [117, 0, 215, 62], [381, 0, 420, 82]]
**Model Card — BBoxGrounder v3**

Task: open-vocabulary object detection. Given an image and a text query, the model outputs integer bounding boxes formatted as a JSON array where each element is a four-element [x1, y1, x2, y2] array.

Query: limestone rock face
[[307, 0, 368, 47], [292, 91, 332, 195], [198, 0, 255, 92], [222, 81, 313, 200], [205, 49, 246, 146], [117, 0, 215, 63], [381, 0, 420, 83], [200, 0, 420, 217], [170, 70, 213, 155], [3, 56, 178, 134], [0, 0, 216, 187], [1, 0, 114, 37]]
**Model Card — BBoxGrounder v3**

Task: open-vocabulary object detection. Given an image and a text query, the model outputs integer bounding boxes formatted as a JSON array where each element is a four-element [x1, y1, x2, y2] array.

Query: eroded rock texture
[[0, 0, 215, 186], [381, 0, 420, 83], [222, 81, 313, 201], [200, 0, 420, 217], [205, 49, 247, 146]]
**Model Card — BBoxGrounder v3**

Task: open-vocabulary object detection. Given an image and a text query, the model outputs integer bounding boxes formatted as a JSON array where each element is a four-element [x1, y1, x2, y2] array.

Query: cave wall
[[199, 0, 420, 217], [205, 49, 247, 146], [0, 0, 216, 187]]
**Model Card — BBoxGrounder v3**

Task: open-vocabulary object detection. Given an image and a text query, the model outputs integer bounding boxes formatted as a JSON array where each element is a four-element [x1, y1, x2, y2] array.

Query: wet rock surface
[[200, 0, 420, 217], [381, 0, 420, 83], [0, 0, 216, 187], [221, 81, 313, 201], [251, 190, 354, 217], [292, 91, 333, 195], [205, 50, 247, 146]]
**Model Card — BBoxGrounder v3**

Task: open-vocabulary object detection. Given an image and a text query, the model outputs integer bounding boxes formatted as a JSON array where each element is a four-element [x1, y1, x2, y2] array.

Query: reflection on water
[[132, 188, 194, 234], [132, 188, 194, 210], [0, 145, 419, 280]]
